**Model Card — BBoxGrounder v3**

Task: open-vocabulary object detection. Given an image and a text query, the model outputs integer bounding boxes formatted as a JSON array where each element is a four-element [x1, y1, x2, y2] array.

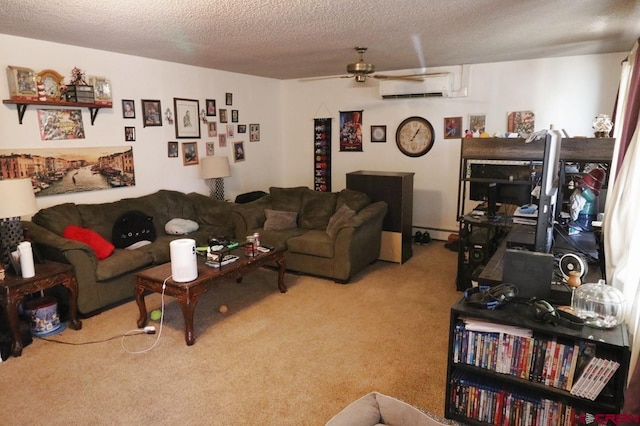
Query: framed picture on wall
[[122, 99, 135, 119], [226, 92, 233, 105], [249, 123, 260, 142], [205, 99, 216, 116], [168, 141, 179, 158], [174, 98, 201, 138], [219, 109, 228, 123], [233, 141, 245, 162], [206, 142, 215, 156], [238, 124, 246, 133], [231, 110, 238, 123], [142, 99, 162, 127], [124, 126, 135, 141], [182, 142, 199, 165], [207, 121, 218, 137], [444, 117, 462, 139], [219, 133, 227, 147], [370, 125, 386, 142]]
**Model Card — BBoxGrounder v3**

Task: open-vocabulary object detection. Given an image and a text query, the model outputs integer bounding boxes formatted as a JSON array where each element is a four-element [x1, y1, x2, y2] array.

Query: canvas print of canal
[[0, 146, 135, 197]]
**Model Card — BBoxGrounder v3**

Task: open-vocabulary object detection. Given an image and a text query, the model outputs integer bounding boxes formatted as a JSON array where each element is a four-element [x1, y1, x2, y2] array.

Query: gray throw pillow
[[263, 209, 298, 231], [326, 204, 356, 237]]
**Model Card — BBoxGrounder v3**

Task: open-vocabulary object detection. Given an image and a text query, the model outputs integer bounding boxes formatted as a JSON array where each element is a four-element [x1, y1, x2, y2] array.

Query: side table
[[0, 261, 82, 357]]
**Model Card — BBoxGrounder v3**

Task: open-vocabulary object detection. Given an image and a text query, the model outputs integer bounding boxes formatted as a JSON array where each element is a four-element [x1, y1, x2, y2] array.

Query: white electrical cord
[[121, 275, 170, 354]]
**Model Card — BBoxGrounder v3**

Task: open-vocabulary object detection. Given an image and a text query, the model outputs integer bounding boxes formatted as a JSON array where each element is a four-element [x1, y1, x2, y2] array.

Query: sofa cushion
[[287, 230, 334, 258], [112, 210, 157, 249], [300, 190, 337, 230], [264, 209, 298, 231], [32, 203, 82, 236], [270, 186, 307, 213], [95, 248, 153, 281], [326, 204, 356, 237], [186, 192, 235, 232], [336, 188, 371, 213], [63, 225, 115, 260]]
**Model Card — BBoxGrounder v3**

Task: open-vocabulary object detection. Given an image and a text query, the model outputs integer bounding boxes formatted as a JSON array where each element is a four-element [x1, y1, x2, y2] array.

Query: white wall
[[1, 33, 625, 239], [0, 34, 284, 211], [281, 53, 625, 239]]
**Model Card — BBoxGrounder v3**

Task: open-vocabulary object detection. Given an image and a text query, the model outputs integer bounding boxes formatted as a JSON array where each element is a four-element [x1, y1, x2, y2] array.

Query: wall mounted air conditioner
[[379, 65, 469, 99]]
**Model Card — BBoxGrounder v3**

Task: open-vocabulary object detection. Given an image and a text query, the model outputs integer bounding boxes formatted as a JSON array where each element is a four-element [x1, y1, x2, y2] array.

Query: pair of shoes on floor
[[414, 231, 431, 245]]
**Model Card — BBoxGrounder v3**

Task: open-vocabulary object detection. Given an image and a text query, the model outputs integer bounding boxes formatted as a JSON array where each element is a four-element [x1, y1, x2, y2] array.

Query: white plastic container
[[170, 238, 198, 282], [18, 241, 35, 278]]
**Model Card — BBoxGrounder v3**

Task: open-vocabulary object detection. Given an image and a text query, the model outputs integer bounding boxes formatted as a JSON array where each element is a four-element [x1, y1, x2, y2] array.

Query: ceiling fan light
[[354, 74, 367, 83]]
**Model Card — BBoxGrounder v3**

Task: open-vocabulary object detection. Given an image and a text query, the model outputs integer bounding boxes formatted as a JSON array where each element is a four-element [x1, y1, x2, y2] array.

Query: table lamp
[[199, 156, 231, 200], [0, 178, 38, 268]]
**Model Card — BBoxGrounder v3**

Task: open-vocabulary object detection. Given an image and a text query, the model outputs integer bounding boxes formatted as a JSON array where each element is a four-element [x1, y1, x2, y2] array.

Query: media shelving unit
[[455, 137, 615, 290], [445, 298, 630, 424]]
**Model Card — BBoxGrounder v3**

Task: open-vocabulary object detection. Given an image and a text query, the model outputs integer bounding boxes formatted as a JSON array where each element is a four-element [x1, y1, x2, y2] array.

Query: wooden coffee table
[[134, 247, 286, 345]]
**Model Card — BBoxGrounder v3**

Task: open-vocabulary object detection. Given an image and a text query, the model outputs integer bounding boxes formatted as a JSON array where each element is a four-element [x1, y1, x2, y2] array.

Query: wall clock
[[395, 116, 435, 157], [36, 69, 64, 101]]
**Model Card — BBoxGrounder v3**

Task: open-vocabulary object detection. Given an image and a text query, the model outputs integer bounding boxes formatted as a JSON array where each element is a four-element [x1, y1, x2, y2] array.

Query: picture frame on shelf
[[174, 98, 201, 138], [249, 123, 260, 142], [238, 124, 246, 134], [7, 248, 21, 276], [205, 99, 216, 116], [207, 121, 218, 137], [6, 66, 38, 101], [226, 92, 232, 105], [124, 126, 136, 141], [122, 99, 136, 119], [444, 116, 462, 139], [231, 109, 238, 123], [469, 114, 486, 134], [206, 142, 215, 156], [219, 109, 228, 123], [182, 142, 199, 165], [88, 76, 112, 105], [142, 99, 162, 127], [233, 141, 245, 162], [168, 141, 179, 158], [370, 125, 386, 142]]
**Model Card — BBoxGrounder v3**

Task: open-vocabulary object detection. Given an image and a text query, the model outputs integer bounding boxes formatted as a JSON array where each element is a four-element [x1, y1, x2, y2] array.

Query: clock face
[[395, 116, 435, 157]]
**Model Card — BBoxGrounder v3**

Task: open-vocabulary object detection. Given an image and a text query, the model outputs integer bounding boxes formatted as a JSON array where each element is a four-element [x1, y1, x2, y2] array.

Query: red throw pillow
[[63, 225, 115, 260]]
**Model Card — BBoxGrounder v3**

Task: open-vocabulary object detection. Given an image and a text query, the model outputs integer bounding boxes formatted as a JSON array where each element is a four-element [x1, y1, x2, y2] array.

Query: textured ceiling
[[1, 0, 639, 80]]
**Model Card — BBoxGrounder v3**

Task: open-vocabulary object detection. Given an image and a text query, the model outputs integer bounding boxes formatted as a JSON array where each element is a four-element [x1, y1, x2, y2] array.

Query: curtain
[[604, 39, 640, 413]]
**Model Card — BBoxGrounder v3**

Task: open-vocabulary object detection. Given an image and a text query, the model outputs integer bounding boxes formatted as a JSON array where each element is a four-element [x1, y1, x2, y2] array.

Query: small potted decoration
[[592, 113, 613, 137]]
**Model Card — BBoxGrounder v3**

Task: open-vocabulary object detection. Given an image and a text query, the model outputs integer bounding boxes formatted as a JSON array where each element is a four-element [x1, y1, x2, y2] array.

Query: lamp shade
[[0, 178, 38, 219], [199, 156, 231, 179]]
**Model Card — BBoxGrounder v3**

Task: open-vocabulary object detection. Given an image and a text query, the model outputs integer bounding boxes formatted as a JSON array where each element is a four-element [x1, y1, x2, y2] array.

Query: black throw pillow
[[111, 210, 156, 249]]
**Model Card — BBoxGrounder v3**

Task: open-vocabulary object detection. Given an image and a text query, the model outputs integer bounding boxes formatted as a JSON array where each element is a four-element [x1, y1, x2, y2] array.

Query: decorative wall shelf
[[2, 99, 112, 125]]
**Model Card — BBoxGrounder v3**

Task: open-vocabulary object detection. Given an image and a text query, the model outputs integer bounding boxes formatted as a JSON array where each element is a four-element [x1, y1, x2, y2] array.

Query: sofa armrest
[[334, 201, 388, 234], [231, 196, 272, 239], [331, 202, 387, 281], [22, 220, 97, 264]]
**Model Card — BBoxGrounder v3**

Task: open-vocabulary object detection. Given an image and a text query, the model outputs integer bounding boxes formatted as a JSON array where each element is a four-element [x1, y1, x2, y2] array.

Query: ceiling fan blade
[[373, 75, 425, 82], [373, 71, 450, 82], [299, 75, 353, 82]]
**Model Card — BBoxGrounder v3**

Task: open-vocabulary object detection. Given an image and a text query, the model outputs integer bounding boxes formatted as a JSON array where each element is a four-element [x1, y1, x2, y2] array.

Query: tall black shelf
[[445, 298, 630, 425]]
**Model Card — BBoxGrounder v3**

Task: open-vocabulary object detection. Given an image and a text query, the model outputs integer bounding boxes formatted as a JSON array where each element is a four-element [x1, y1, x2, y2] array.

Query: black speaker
[[456, 225, 498, 290]]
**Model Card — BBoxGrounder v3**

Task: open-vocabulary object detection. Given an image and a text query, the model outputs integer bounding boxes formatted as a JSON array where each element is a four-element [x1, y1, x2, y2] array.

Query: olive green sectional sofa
[[24, 187, 387, 316], [232, 186, 388, 284]]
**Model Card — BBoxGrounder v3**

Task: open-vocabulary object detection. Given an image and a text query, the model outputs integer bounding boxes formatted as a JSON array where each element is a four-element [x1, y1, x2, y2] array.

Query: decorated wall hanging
[[314, 118, 331, 192], [339, 110, 363, 152]]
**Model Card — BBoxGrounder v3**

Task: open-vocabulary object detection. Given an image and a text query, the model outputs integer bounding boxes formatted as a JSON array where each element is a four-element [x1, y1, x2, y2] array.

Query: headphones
[[464, 284, 518, 309], [531, 299, 557, 322]]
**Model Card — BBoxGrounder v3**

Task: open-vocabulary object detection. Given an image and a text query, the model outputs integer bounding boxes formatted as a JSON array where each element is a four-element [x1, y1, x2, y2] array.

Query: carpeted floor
[[0, 242, 461, 425]]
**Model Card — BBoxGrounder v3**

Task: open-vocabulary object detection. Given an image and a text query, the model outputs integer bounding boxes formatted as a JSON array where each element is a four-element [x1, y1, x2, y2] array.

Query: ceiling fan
[[335, 47, 447, 83]]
